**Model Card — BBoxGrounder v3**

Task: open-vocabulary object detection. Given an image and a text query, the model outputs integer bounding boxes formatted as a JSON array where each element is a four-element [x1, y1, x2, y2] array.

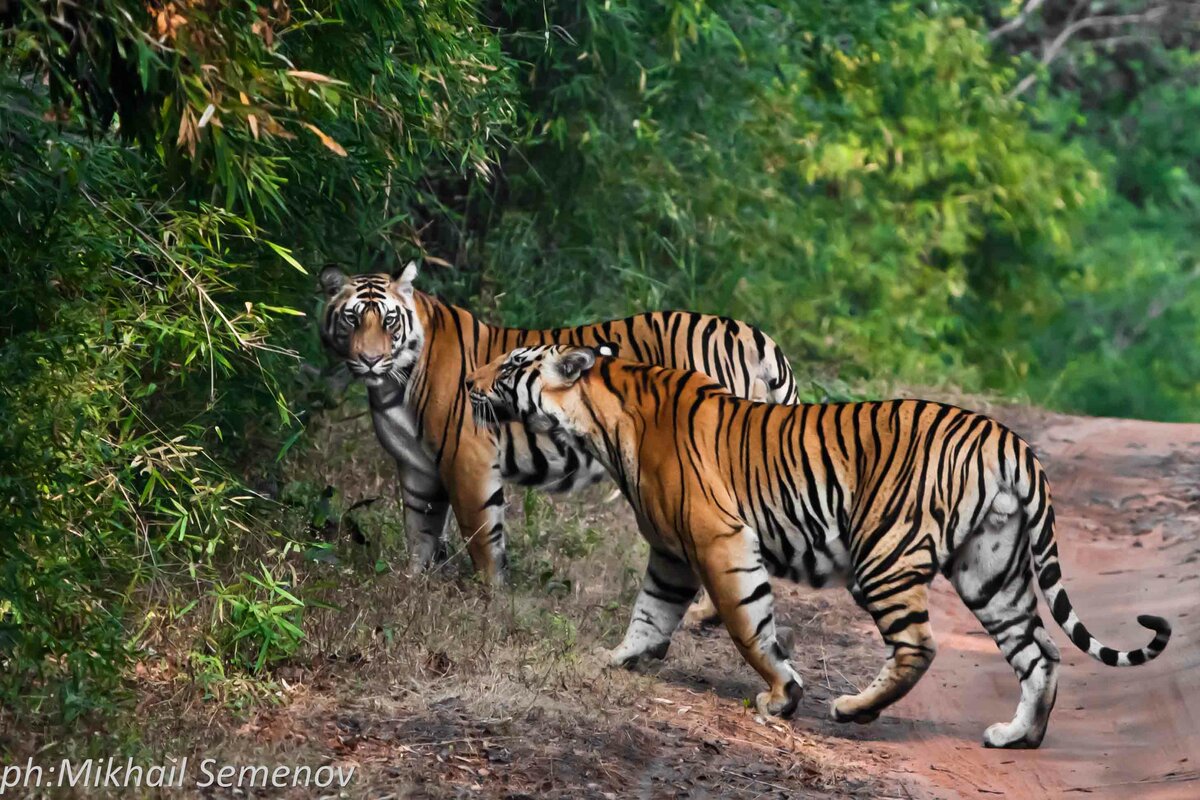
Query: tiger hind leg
[[607, 548, 699, 667], [700, 527, 804, 718], [831, 579, 936, 724], [948, 501, 1060, 748]]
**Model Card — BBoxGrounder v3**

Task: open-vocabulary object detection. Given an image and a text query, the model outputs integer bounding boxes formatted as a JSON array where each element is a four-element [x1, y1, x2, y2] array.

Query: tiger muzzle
[[469, 389, 515, 428]]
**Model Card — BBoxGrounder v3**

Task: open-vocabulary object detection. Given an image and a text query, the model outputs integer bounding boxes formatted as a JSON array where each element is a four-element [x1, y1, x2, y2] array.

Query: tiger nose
[[360, 354, 383, 368]]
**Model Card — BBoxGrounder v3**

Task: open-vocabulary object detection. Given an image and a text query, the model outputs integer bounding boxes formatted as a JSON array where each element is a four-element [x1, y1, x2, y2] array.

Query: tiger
[[465, 345, 1172, 749], [317, 262, 797, 589]]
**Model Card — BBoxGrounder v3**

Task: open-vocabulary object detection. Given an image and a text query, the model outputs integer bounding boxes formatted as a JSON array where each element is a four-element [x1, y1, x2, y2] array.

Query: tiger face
[[319, 262, 424, 387], [467, 345, 604, 435]]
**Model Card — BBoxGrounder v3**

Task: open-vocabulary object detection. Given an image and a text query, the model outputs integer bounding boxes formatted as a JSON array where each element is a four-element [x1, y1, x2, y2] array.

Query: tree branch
[[989, 0, 1049, 41], [1007, 4, 1170, 98], [1040, 7, 1168, 69]]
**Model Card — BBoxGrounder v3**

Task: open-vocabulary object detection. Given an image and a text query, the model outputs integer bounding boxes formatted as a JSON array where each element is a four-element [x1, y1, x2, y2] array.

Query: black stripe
[[882, 610, 929, 638], [647, 567, 696, 601], [1051, 591, 1071, 623], [738, 582, 772, 606], [1037, 561, 1061, 591]]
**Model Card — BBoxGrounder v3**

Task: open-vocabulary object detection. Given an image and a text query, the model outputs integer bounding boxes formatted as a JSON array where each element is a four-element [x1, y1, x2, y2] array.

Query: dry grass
[[118, 553, 888, 797]]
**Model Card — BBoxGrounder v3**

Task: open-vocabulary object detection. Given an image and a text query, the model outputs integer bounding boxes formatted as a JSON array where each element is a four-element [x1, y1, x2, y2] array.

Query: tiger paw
[[982, 721, 1042, 749], [830, 695, 880, 725], [595, 646, 630, 668], [598, 641, 669, 669], [754, 679, 803, 719], [682, 592, 721, 627]]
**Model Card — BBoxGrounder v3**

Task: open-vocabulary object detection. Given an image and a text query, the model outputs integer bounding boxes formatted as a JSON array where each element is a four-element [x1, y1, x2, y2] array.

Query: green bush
[[480, 2, 1100, 389], [0, 0, 521, 720]]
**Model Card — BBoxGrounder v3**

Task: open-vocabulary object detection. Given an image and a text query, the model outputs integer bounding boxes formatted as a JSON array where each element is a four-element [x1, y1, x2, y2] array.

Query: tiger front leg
[[369, 390, 450, 574], [700, 527, 804, 719], [396, 462, 451, 573], [606, 548, 699, 667], [440, 439, 511, 584]]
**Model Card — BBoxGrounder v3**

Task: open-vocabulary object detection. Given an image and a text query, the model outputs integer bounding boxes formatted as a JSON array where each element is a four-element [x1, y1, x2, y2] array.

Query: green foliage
[[976, 23, 1200, 415], [1000, 193, 1200, 419], [481, 1, 1101, 386], [0, 0, 521, 721], [0, 127, 280, 719], [211, 566, 308, 673]]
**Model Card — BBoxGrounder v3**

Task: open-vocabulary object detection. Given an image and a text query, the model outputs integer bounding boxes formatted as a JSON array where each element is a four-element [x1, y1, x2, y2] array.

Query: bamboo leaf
[[301, 122, 348, 157], [265, 241, 308, 274]]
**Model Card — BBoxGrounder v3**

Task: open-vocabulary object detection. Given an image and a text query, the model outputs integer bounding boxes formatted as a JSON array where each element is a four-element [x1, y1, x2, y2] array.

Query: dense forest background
[[2, 0, 1198, 727]]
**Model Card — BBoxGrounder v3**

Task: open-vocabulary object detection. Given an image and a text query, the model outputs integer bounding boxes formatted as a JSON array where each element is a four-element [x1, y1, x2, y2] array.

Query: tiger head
[[466, 345, 612, 435], [319, 262, 424, 387]]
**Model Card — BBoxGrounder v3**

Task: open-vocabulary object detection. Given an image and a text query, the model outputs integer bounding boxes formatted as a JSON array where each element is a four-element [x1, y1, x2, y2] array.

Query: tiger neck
[[383, 291, 611, 449], [568, 370, 646, 478], [368, 291, 516, 449]]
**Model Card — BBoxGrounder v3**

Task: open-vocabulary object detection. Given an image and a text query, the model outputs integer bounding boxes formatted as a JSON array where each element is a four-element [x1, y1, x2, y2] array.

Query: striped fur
[[318, 264, 796, 583], [467, 346, 1172, 749]]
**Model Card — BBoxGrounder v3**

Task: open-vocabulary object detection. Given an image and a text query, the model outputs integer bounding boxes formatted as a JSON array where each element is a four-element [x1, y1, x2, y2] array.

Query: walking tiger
[[465, 345, 1171, 748]]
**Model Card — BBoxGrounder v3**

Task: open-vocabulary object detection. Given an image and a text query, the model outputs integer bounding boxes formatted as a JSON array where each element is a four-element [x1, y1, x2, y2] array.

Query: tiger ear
[[595, 341, 618, 358], [319, 264, 349, 297], [392, 261, 418, 297], [555, 347, 597, 384]]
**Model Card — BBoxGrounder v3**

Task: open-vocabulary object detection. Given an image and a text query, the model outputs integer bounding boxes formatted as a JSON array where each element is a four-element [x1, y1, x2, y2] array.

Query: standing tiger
[[318, 263, 797, 584], [465, 345, 1172, 748]]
